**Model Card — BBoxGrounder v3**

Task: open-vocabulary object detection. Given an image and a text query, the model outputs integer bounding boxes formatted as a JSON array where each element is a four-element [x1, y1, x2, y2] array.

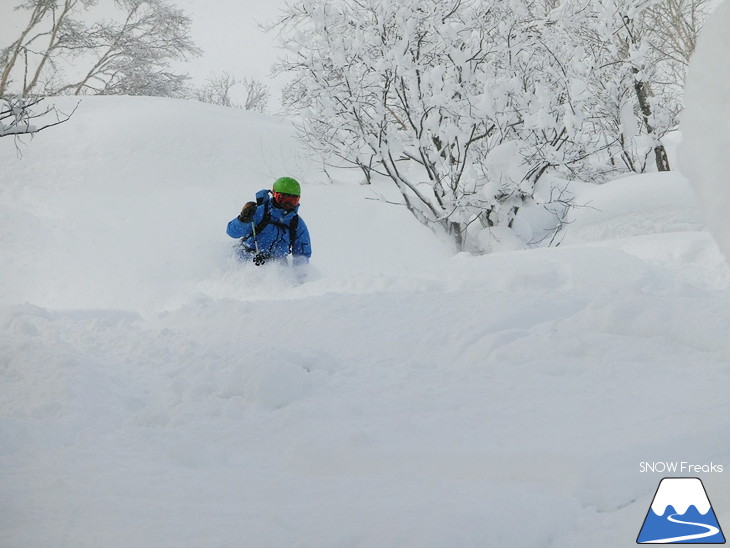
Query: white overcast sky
[[173, 0, 289, 84]]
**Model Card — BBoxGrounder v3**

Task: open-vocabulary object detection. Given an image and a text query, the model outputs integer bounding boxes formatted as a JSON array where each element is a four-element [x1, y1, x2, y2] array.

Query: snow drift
[[680, 0, 730, 260], [1, 91, 730, 547]]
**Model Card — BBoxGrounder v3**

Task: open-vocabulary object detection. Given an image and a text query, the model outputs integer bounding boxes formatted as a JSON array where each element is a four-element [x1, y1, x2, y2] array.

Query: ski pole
[[250, 221, 266, 266], [250, 221, 260, 255]]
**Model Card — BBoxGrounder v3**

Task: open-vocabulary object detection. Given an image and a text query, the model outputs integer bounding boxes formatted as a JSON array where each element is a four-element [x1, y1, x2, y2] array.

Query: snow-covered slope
[[681, 0, 730, 262], [2, 96, 730, 547]]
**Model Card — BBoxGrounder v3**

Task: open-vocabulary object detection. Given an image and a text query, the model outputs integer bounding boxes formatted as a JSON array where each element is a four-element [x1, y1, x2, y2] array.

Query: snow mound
[[680, 0, 730, 261], [3, 95, 730, 547]]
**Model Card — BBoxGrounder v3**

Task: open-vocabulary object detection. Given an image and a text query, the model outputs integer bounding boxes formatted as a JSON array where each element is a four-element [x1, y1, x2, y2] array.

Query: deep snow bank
[[1, 96, 308, 310], [0, 96, 449, 313], [680, 0, 730, 260], [3, 95, 730, 547]]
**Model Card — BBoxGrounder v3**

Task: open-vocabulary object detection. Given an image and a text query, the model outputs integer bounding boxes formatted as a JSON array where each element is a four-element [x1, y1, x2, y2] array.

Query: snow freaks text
[[639, 462, 724, 474]]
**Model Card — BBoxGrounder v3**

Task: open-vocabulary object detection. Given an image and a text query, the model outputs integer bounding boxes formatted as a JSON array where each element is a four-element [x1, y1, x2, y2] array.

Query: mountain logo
[[637, 477, 726, 544]]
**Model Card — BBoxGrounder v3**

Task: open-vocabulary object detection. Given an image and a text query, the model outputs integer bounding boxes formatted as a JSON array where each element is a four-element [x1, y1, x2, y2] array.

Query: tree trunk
[[0, 4, 47, 96], [653, 143, 671, 172], [449, 220, 464, 251], [633, 75, 671, 172]]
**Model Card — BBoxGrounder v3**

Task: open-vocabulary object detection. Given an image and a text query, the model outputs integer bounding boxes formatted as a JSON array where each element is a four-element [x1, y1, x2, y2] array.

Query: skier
[[226, 177, 312, 270]]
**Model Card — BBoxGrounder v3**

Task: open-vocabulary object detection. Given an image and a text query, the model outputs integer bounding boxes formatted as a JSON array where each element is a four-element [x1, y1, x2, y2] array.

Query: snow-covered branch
[[272, 0, 711, 253], [0, 96, 76, 147]]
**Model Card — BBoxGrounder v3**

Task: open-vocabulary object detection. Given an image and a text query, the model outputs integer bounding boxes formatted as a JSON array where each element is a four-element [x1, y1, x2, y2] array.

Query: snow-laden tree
[[553, 0, 709, 173], [0, 0, 200, 98], [274, 0, 711, 251], [576, 0, 674, 172], [275, 0, 590, 251], [642, 0, 712, 144]]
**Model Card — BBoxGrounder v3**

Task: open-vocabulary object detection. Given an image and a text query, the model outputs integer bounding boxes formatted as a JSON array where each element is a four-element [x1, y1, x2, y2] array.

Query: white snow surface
[[2, 95, 730, 547], [680, 0, 730, 262]]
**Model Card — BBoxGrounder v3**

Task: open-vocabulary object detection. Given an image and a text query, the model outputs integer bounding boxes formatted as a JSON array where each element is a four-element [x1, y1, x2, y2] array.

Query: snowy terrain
[[3, 4, 730, 548]]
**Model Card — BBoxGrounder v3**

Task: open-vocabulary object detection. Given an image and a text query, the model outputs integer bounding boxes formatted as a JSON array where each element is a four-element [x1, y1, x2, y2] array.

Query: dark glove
[[238, 202, 256, 223]]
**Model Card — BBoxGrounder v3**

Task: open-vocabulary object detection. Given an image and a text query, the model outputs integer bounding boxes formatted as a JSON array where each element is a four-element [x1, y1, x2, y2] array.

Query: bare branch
[[0, 96, 77, 152]]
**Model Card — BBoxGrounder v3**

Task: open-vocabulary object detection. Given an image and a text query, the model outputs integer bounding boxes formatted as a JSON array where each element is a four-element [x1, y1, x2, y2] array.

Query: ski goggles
[[273, 192, 300, 210]]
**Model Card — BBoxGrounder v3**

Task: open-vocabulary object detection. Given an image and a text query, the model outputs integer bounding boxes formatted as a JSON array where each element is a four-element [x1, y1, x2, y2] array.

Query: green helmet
[[272, 176, 301, 196]]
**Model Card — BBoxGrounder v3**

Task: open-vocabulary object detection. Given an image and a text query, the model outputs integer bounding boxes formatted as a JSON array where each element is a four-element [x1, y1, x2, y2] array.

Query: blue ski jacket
[[227, 189, 312, 265]]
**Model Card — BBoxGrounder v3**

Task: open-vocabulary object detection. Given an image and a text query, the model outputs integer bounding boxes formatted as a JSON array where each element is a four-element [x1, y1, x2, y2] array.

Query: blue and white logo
[[637, 477, 725, 544]]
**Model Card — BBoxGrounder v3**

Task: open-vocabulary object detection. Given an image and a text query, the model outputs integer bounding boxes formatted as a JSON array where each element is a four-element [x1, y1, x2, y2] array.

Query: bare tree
[[61, 0, 201, 97], [0, 0, 93, 97], [0, 0, 200, 98], [195, 72, 238, 107], [194, 73, 269, 112], [241, 77, 269, 112], [645, 0, 711, 71]]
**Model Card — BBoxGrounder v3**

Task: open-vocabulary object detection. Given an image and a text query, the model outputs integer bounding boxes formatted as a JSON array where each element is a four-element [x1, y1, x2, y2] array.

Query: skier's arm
[[226, 217, 249, 238], [226, 199, 259, 238], [292, 222, 311, 283], [292, 219, 312, 265]]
